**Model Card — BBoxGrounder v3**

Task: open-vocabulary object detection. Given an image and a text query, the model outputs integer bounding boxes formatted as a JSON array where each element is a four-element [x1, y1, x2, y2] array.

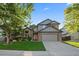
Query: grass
[[64, 41, 79, 48], [0, 41, 46, 51]]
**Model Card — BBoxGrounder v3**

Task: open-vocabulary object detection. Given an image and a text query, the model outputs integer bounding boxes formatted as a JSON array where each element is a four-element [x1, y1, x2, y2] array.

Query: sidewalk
[[0, 50, 48, 56]]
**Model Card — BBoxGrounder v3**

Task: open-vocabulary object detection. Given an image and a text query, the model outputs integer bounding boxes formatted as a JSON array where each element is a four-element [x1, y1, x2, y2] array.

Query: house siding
[[38, 25, 43, 31], [52, 24, 59, 29], [41, 27, 58, 32], [71, 32, 79, 41]]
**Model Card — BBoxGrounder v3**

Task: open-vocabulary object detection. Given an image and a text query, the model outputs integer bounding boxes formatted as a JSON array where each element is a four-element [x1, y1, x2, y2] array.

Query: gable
[[38, 19, 52, 25], [51, 21, 60, 25], [34, 27, 38, 32], [40, 27, 58, 32], [24, 27, 34, 32], [37, 19, 60, 26]]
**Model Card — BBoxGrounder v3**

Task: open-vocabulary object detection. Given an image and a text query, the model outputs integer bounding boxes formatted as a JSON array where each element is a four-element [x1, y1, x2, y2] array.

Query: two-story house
[[24, 19, 62, 41]]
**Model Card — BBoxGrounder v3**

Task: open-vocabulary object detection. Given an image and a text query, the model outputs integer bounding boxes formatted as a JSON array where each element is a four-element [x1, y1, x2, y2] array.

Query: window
[[42, 25, 46, 28], [25, 30, 29, 33]]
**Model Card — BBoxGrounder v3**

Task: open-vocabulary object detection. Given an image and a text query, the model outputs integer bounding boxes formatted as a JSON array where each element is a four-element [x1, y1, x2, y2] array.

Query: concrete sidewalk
[[0, 50, 48, 56], [0, 50, 24, 56]]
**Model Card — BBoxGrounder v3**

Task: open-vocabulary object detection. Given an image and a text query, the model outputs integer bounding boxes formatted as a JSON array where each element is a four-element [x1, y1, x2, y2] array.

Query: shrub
[[62, 36, 71, 41], [21, 37, 27, 41], [27, 36, 32, 41]]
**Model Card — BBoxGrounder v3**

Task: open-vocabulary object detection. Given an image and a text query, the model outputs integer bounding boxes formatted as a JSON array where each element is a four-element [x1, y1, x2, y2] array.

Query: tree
[[64, 3, 79, 33], [0, 3, 33, 44], [30, 24, 37, 29]]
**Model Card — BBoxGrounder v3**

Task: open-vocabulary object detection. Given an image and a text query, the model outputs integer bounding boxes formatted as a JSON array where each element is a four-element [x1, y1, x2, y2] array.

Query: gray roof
[[37, 19, 60, 25]]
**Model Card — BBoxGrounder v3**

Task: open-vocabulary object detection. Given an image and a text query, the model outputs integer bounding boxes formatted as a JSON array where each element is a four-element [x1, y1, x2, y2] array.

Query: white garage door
[[41, 33, 57, 41]]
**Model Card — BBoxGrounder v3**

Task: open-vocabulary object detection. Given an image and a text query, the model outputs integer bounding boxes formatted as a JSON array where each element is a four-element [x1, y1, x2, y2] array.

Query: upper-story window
[[42, 25, 46, 28]]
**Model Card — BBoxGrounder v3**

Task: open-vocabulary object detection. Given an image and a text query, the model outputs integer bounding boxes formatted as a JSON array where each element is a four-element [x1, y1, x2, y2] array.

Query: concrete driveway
[[43, 41, 79, 56], [0, 41, 79, 56]]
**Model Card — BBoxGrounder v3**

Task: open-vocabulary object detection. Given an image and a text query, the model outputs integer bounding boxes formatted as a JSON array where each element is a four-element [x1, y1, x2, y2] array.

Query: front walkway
[[0, 41, 79, 56]]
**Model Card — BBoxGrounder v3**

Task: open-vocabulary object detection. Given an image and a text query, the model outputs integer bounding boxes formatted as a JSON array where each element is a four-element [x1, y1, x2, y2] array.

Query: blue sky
[[31, 3, 68, 29]]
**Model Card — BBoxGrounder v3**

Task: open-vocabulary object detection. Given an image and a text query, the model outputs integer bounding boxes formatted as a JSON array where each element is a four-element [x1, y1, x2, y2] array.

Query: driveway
[[43, 41, 79, 56], [0, 41, 79, 56]]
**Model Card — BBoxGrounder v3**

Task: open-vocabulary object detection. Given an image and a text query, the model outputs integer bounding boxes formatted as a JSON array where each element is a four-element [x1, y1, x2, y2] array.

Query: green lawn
[[0, 41, 46, 51], [64, 41, 79, 48]]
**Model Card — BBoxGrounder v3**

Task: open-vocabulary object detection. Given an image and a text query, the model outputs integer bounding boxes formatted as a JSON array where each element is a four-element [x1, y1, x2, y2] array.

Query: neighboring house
[[24, 19, 62, 41], [71, 32, 79, 41], [61, 27, 79, 41], [61, 27, 71, 41], [61, 27, 70, 37]]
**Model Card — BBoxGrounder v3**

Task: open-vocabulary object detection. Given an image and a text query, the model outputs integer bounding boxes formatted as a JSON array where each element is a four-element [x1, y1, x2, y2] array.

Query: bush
[[27, 36, 32, 41], [21, 37, 27, 41], [62, 36, 71, 41]]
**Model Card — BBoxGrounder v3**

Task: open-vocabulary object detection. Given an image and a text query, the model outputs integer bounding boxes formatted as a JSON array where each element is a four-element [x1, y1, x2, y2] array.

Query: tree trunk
[[9, 33, 12, 41], [6, 32, 10, 44]]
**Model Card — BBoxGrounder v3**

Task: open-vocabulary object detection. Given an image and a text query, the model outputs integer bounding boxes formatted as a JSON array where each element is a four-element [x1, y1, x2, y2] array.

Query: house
[[24, 19, 62, 41], [70, 32, 79, 41], [61, 27, 71, 41], [61, 27, 79, 41], [61, 27, 70, 37]]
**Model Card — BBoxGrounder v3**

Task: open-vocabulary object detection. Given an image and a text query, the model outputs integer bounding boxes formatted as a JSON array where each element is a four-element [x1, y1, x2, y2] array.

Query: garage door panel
[[41, 33, 57, 41]]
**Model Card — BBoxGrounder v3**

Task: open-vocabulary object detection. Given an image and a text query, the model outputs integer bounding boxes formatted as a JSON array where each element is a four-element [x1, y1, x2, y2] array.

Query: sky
[[31, 3, 69, 29]]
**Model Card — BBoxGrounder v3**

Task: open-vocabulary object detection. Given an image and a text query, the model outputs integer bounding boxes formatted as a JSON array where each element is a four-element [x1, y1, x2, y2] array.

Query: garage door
[[41, 33, 57, 41]]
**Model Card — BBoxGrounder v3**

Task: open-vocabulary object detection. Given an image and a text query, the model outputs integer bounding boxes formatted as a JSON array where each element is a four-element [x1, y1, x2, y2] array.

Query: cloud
[[43, 7, 49, 11], [66, 3, 72, 6]]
